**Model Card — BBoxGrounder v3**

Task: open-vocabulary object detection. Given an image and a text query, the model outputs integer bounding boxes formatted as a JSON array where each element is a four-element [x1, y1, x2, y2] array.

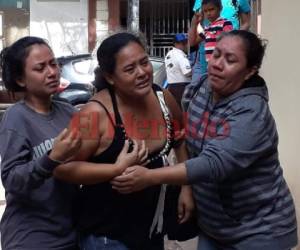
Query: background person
[[195, 0, 233, 62], [53, 32, 194, 250], [165, 33, 192, 106], [111, 30, 298, 250], [0, 36, 81, 250], [189, 0, 251, 85], [193, 0, 251, 30]]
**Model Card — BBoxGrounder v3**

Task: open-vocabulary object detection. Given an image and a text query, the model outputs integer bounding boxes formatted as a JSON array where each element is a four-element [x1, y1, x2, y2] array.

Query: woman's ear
[[104, 74, 114, 86], [16, 78, 26, 88], [244, 66, 258, 81]]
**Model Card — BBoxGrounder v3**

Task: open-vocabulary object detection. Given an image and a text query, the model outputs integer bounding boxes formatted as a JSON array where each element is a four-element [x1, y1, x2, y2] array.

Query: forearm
[[149, 162, 188, 185], [173, 144, 192, 191], [1, 154, 60, 197], [240, 13, 251, 30], [173, 142, 189, 163], [54, 161, 124, 185], [188, 22, 202, 46]]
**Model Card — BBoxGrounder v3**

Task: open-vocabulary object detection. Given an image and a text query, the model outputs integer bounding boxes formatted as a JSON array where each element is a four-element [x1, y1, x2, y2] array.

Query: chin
[[137, 81, 152, 91], [138, 85, 152, 96], [210, 82, 224, 95]]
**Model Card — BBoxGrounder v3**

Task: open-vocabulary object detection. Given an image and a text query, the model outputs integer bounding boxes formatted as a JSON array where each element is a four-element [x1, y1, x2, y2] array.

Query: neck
[[115, 90, 151, 110], [24, 95, 52, 114], [175, 45, 184, 52], [212, 92, 220, 103]]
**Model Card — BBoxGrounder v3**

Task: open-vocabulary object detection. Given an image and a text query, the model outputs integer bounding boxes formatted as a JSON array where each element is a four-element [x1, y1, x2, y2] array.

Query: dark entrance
[[121, 0, 193, 57]]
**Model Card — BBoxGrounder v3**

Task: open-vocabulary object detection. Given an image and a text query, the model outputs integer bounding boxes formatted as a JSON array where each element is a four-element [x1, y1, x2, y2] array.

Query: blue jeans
[[80, 235, 129, 250]]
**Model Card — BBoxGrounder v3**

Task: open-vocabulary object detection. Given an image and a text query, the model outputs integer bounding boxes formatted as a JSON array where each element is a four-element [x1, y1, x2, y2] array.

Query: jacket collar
[[207, 74, 269, 106]]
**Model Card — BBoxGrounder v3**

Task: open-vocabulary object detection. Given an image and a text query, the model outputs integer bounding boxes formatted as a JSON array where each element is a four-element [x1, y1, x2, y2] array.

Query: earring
[[17, 82, 26, 87]]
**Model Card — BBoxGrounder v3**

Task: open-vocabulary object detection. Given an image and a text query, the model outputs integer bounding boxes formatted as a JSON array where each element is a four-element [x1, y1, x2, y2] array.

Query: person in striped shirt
[[197, 0, 233, 62], [189, 0, 250, 86], [111, 30, 298, 250]]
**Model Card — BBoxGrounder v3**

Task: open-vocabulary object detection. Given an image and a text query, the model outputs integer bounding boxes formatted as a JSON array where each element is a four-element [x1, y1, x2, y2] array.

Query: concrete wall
[[96, 0, 108, 37], [261, 1, 300, 248], [30, 0, 88, 56]]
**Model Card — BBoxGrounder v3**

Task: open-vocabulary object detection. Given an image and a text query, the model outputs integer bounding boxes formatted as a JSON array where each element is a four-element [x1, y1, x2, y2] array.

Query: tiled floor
[[165, 238, 197, 250]]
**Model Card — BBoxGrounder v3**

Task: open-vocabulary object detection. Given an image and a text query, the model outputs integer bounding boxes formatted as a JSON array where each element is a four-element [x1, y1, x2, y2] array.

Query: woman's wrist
[[48, 150, 65, 164], [114, 161, 128, 175]]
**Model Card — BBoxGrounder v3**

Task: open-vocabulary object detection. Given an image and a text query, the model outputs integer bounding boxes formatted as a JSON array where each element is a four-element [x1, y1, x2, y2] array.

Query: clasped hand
[[49, 128, 82, 163], [111, 165, 150, 194], [112, 139, 150, 193]]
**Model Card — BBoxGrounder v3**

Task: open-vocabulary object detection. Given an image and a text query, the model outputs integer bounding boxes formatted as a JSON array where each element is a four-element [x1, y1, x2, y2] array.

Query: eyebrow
[[123, 55, 148, 68], [32, 58, 56, 67]]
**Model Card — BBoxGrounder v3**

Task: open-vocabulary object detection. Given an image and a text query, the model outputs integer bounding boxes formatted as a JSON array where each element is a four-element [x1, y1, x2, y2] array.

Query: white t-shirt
[[164, 47, 192, 84]]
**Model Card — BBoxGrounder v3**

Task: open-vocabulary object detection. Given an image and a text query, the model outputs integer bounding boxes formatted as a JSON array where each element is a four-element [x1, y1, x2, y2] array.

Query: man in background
[[165, 33, 192, 107]]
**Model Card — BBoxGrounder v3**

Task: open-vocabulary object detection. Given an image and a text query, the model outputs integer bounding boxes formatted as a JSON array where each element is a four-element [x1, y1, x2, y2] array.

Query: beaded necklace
[[121, 89, 173, 163]]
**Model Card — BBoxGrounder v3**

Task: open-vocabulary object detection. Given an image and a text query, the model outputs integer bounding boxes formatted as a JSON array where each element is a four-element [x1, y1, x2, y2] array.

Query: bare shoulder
[[71, 89, 114, 136], [75, 89, 111, 118], [161, 88, 183, 126], [68, 89, 113, 160]]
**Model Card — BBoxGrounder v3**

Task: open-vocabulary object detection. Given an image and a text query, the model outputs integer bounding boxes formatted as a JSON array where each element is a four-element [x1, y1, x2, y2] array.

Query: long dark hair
[[94, 32, 146, 91], [217, 30, 267, 70], [0, 36, 50, 92]]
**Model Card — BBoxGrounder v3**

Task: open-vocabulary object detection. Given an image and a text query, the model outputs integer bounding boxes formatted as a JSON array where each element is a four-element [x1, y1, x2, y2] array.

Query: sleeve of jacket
[[185, 98, 276, 184], [0, 129, 60, 198], [181, 74, 208, 111]]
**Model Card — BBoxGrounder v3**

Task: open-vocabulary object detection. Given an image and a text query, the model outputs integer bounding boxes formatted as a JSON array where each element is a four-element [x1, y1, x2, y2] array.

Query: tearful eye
[[125, 67, 135, 73], [212, 48, 221, 56], [212, 51, 220, 58], [226, 56, 237, 64], [227, 60, 235, 64], [141, 60, 149, 66], [34, 66, 45, 72]]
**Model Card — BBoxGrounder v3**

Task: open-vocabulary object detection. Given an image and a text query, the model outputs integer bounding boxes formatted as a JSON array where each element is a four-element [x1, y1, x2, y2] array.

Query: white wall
[[261, 1, 300, 248], [30, 0, 88, 56]]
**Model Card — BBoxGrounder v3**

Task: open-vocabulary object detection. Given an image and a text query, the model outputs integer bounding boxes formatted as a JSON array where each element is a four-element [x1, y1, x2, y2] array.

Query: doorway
[[120, 0, 193, 57]]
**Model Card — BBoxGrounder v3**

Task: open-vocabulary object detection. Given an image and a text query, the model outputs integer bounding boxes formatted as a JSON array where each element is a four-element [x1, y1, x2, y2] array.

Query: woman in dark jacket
[[111, 30, 298, 250]]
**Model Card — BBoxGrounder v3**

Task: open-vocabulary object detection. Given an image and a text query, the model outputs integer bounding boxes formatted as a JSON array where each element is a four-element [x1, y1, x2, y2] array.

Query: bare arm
[[53, 140, 139, 185], [53, 100, 145, 185], [162, 89, 188, 162], [110, 162, 188, 193], [188, 12, 204, 47], [239, 12, 251, 30]]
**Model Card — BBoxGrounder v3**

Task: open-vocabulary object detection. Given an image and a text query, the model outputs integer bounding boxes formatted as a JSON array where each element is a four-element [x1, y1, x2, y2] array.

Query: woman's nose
[[210, 57, 223, 70], [47, 64, 58, 77], [136, 65, 146, 76]]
